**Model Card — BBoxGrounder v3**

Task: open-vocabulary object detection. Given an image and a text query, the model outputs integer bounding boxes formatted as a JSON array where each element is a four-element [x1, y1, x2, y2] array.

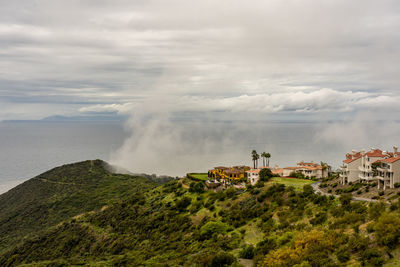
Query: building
[[208, 166, 250, 184], [376, 157, 400, 189], [282, 161, 328, 179], [245, 166, 284, 185], [340, 147, 400, 190], [246, 169, 260, 185]]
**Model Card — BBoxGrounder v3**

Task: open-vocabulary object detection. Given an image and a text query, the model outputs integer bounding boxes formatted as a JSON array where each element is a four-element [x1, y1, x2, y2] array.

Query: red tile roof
[[366, 149, 384, 157], [382, 157, 400, 163], [343, 156, 361, 164]]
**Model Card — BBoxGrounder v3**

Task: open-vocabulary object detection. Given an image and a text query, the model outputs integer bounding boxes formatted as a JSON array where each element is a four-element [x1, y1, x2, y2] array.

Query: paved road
[[311, 181, 378, 203]]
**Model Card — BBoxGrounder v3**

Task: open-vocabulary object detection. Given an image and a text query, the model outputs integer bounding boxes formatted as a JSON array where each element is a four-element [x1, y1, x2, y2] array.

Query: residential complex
[[340, 147, 400, 190]]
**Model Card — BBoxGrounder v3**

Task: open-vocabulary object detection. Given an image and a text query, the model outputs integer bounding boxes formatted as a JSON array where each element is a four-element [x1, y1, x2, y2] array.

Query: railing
[[376, 174, 390, 180], [377, 167, 391, 172]]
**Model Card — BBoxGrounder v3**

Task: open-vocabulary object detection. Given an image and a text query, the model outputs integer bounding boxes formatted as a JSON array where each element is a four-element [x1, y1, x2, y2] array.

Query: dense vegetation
[[1, 162, 400, 266], [0, 160, 158, 253]]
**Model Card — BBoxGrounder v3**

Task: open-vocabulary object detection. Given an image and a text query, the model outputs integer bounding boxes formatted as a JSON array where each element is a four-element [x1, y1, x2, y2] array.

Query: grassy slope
[[1, 175, 399, 266], [0, 160, 157, 253]]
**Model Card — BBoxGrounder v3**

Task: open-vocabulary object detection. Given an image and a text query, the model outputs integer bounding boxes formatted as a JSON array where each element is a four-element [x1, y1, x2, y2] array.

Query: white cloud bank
[[79, 88, 399, 118]]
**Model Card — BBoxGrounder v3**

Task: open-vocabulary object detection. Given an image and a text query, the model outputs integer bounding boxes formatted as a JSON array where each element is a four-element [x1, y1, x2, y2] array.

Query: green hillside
[[1, 174, 400, 266], [0, 160, 158, 253]]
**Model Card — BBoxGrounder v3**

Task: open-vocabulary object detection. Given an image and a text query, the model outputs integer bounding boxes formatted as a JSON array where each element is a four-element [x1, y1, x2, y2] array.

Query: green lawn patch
[[271, 177, 313, 191], [187, 173, 208, 181]]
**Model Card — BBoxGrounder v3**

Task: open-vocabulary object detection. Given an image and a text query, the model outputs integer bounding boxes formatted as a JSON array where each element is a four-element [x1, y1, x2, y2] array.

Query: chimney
[[394, 146, 398, 154], [346, 153, 352, 160]]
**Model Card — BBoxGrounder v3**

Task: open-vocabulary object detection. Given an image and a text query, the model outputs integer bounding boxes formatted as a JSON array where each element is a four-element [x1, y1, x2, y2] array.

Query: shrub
[[175, 196, 192, 211], [378, 191, 384, 196], [339, 193, 352, 207], [239, 245, 255, 259], [260, 168, 273, 181], [395, 183, 400, 188], [361, 248, 384, 267], [310, 212, 327, 225], [357, 190, 362, 195], [336, 245, 350, 263], [374, 213, 400, 248], [211, 252, 236, 267], [255, 181, 265, 188], [225, 188, 237, 198], [200, 221, 230, 238], [189, 182, 205, 194]]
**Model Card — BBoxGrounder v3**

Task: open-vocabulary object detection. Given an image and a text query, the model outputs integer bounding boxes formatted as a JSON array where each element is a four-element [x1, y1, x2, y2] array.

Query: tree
[[260, 168, 273, 182], [252, 150, 260, 169], [266, 153, 271, 167], [261, 152, 267, 167]]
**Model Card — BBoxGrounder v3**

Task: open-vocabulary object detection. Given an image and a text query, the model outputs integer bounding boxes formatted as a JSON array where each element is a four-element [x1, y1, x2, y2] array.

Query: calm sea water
[[0, 120, 353, 194], [0, 121, 126, 193]]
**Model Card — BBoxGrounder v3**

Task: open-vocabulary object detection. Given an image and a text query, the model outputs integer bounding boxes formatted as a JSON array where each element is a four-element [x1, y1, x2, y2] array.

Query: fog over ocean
[[1, 119, 399, 194]]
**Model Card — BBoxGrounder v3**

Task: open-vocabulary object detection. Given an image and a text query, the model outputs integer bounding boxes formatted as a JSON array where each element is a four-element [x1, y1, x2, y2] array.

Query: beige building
[[282, 161, 328, 179]]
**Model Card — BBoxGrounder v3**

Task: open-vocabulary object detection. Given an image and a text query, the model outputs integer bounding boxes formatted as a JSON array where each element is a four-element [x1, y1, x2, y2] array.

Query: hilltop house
[[340, 147, 400, 190], [208, 166, 250, 184], [282, 161, 328, 179]]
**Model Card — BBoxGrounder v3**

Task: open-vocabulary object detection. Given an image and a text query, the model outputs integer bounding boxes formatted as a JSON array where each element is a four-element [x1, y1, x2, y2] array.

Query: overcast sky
[[1, 0, 400, 121]]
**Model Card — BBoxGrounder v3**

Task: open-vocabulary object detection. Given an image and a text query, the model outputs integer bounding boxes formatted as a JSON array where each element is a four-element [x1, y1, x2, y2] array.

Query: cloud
[[1, 0, 400, 119], [79, 88, 399, 119]]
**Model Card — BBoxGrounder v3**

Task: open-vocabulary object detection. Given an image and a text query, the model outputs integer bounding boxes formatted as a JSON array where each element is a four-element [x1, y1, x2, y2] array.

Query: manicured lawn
[[271, 177, 313, 191], [189, 173, 209, 181]]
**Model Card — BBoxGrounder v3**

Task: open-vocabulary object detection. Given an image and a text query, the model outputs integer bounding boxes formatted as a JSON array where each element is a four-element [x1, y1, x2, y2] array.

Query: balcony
[[377, 167, 392, 173], [359, 173, 375, 181]]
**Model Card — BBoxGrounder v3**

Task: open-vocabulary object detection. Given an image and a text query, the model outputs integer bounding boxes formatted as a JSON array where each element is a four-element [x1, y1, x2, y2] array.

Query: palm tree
[[251, 150, 259, 169], [261, 152, 267, 167], [266, 153, 271, 167], [255, 153, 260, 168]]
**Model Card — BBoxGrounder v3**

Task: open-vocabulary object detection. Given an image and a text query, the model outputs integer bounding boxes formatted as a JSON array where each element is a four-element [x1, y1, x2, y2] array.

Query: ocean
[[0, 121, 126, 193], [1, 119, 393, 194]]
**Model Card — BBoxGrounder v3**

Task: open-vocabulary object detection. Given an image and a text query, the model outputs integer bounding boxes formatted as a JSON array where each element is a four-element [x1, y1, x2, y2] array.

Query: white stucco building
[[340, 147, 400, 190]]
